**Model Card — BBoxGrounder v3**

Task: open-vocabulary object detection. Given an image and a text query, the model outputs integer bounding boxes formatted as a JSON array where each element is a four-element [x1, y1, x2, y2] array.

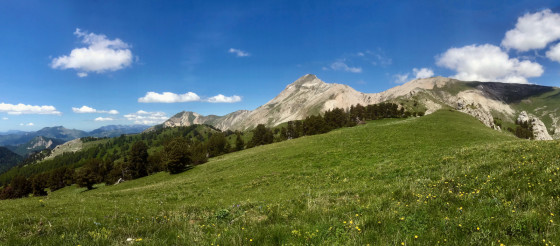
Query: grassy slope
[[1, 110, 559, 245]]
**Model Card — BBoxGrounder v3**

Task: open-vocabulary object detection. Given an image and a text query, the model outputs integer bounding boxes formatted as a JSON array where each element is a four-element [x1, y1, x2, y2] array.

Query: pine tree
[[75, 167, 98, 190], [164, 138, 191, 174], [128, 141, 149, 179], [235, 132, 245, 151], [31, 174, 48, 196], [207, 132, 227, 157]]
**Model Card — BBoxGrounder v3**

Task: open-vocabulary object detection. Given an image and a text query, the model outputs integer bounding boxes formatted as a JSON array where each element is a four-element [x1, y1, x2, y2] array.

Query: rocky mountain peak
[[291, 74, 318, 85], [286, 74, 326, 89]]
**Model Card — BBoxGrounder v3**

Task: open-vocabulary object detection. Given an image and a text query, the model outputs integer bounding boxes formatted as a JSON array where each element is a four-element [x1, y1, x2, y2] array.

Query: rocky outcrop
[[517, 111, 553, 140]]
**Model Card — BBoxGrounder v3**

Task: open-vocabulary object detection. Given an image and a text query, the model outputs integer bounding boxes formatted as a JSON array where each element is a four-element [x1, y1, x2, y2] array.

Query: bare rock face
[[230, 74, 377, 130], [28, 136, 54, 150], [517, 111, 553, 140]]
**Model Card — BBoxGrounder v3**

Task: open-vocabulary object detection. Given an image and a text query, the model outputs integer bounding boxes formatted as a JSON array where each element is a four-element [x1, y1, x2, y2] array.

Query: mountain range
[[0, 124, 151, 159], [150, 74, 560, 140], [0, 124, 151, 147]]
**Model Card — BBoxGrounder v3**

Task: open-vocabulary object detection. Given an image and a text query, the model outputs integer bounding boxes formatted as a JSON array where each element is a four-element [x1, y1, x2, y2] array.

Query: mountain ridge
[[152, 74, 560, 140]]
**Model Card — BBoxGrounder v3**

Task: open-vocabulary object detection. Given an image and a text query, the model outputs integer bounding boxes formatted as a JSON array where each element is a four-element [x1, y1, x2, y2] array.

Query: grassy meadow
[[1, 110, 559, 245]]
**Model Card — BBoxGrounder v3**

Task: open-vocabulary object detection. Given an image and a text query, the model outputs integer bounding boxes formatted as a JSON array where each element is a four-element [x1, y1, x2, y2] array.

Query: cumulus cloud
[[393, 67, 434, 84], [502, 9, 560, 52], [138, 92, 201, 103], [207, 94, 242, 103], [329, 61, 362, 73], [72, 105, 119, 114], [0, 103, 61, 115], [94, 117, 114, 121], [124, 110, 168, 125], [436, 44, 543, 83], [19, 122, 34, 126], [546, 43, 560, 62], [138, 91, 241, 103], [51, 28, 133, 77], [413, 68, 434, 79], [228, 48, 250, 57]]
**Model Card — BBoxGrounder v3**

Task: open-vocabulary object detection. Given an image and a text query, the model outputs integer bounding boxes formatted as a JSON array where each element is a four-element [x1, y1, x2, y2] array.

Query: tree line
[[247, 102, 419, 148]]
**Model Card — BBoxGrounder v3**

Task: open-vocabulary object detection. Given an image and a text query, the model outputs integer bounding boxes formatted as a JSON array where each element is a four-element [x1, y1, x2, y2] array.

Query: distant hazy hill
[[88, 125, 150, 138], [0, 147, 22, 174], [152, 74, 560, 140], [0, 130, 27, 136]]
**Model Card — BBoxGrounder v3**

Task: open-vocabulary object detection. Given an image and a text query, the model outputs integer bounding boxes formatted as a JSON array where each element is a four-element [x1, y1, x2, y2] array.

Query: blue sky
[[0, 0, 559, 131]]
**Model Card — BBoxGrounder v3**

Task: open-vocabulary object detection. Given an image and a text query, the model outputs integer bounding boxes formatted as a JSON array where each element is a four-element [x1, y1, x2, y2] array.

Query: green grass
[[2, 110, 560, 245]]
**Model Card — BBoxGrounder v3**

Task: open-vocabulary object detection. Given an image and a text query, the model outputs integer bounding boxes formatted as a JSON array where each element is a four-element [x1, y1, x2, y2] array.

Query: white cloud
[[72, 105, 119, 114], [413, 68, 434, 79], [228, 48, 250, 57], [207, 94, 242, 103], [19, 122, 34, 126], [94, 117, 114, 121], [546, 43, 560, 62], [330, 61, 362, 73], [0, 103, 61, 115], [51, 28, 133, 77], [72, 105, 96, 113], [138, 91, 201, 103], [502, 9, 560, 52], [393, 67, 434, 84], [124, 110, 168, 125], [2, 117, 8, 120], [436, 44, 543, 83], [394, 73, 410, 84], [138, 91, 243, 103]]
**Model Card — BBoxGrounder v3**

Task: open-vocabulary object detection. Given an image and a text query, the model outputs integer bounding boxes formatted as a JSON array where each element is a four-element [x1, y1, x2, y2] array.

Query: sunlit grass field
[[1, 110, 559, 245]]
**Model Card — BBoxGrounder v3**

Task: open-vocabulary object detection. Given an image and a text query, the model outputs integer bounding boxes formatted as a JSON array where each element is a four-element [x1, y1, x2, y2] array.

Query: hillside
[[6, 136, 65, 157], [3, 110, 558, 245], [0, 124, 229, 184], [0, 147, 22, 174]]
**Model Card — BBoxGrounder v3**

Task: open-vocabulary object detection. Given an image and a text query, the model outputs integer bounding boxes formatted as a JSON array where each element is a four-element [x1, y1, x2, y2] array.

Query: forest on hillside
[[0, 102, 419, 200]]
